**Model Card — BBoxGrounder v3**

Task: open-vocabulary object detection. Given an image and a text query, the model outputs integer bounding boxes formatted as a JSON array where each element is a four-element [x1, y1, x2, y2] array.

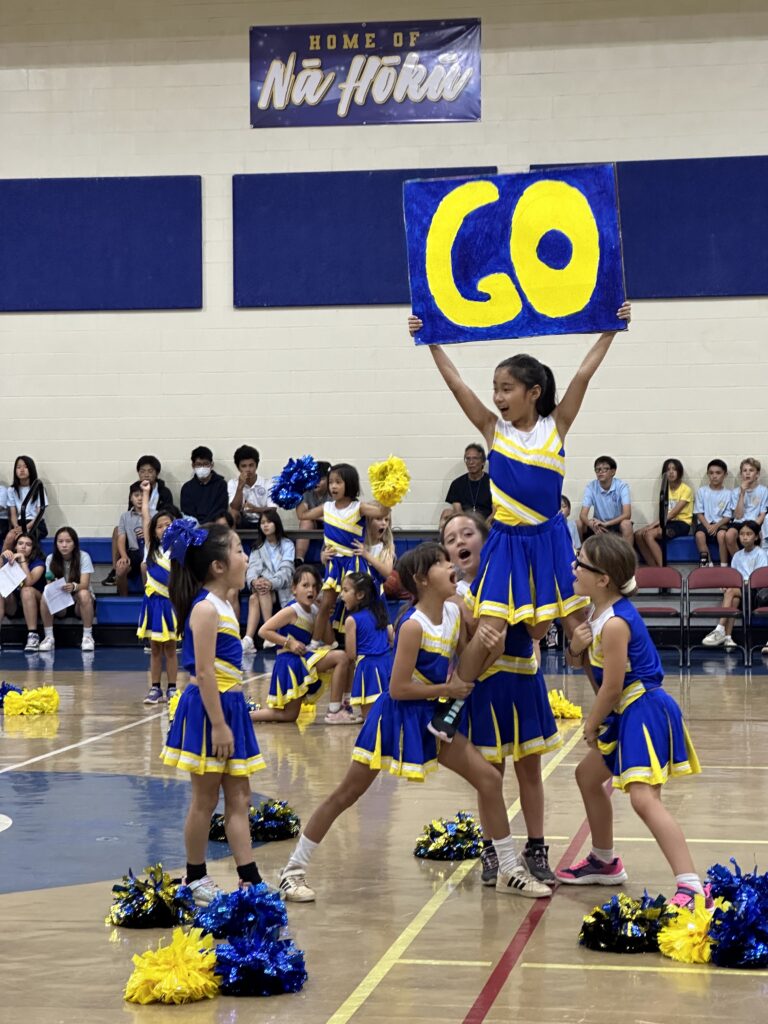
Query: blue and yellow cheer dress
[[161, 590, 264, 776], [352, 602, 460, 781], [349, 608, 392, 707], [468, 415, 586, 625], [267, 601, 329, 708], [589, 597, 700, 790], [322, 499, 370, 593], [136, 548, 177, 643], [455, 580, 560, 762]]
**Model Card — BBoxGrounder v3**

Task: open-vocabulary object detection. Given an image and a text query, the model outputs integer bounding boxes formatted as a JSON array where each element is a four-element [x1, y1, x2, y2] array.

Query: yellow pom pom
[[657, 895, 726, 964], [548, 689, 582, 719], [124, 927, 219, 1004], [368, 455, 410, 507], [167, 688, 182, 724], [4, 685, 60, 717]]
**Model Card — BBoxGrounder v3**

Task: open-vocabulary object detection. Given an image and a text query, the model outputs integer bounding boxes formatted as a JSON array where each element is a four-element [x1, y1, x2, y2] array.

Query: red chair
[[746, 566, 768, 666], [635, 566, 683, 665], [684, 566, 746, 666]]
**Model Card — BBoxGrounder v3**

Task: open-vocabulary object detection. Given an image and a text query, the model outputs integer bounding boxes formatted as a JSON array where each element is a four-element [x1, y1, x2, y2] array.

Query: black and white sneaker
[[523, 844, 556, 884], [102, 569, 117, 586], [480, 847, 499, 886], [427, 699, 464, 742], [496, 865, 551, 898], [698, 554, 710, 568]]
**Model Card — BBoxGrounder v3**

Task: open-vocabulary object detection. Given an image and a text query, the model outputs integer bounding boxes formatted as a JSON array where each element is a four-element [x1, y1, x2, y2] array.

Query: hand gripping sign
[[404, 164, 626, 344]]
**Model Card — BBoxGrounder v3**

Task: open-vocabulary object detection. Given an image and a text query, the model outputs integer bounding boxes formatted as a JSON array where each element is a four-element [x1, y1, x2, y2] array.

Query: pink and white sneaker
[[667, 883, 714, 910], [555, 853, 628, 885]]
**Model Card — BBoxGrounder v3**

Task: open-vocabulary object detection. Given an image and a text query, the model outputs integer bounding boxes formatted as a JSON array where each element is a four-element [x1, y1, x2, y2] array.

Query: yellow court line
[[324, 724, 584, 1024], [514, 834, 768, 845], [522, 961, 768, 977], [398, 959, 493, 967], [562, 762, 768, 771]]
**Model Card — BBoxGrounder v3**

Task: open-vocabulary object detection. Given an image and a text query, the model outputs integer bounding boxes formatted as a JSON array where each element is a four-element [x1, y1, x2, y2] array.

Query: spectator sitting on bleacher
[[295, 460, 331, 564], [0, 479, 8, 549], [103, 455, 174, 586], [228, 445, 275, 527], [180, 446, 229, 524], [725, 458, 768, 559], [561, 495, 581, 552], [39, 527, 96, 652], [445, 443, 493, 519], [0, 532, 45, 653], [8, 455, 48, 539], [693, 459, 732, 567], [579, 455, 633, 543], [634, 458, 693, 567], [115, 483, 146, 597], [702, 520, 768, 650], [242, 510, 296, 654]]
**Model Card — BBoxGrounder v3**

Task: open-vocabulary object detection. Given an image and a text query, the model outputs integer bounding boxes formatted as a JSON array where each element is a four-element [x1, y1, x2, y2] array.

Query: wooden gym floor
[[2, 647, 767, 1024]]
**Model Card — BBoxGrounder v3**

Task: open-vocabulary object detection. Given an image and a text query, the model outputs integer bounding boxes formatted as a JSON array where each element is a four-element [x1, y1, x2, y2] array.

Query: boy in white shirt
[[703, 520, 768, 650], [693, 459, 732, 567], [227, 445, 275, 527]]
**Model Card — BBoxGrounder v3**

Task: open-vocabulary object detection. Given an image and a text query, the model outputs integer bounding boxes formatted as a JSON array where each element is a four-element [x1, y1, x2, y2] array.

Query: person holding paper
[[0, 533, 45, 652], [39, 527, 96, 652]]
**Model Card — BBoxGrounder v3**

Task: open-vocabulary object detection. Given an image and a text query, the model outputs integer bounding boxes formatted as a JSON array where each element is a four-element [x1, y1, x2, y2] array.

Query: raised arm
[[296, 501, 325, 521], [554, 302, 631, 439], [139, 480, 153, 554]]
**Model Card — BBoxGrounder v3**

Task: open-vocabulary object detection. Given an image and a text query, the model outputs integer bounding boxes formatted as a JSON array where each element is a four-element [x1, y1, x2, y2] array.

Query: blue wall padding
[[0, 176, 202, 311], [534, 156, 768, 299], [233, 167, 496, 307]]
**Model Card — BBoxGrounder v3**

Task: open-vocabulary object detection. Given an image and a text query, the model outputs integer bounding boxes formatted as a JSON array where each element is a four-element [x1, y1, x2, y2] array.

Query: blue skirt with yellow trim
[[352, 694, 440, 782], [460, 668, 561, 763], [468, 515, 586, 626], [351, 651, 392, 707], [268, 648, 330, 708], [599, 688, 701, 791], [322, 554, 370, 593], [136, 593, 177, 643], [160, 684, 265, 776]]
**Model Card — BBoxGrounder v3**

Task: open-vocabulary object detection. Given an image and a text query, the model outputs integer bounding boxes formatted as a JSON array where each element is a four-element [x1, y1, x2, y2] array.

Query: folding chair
[[634, 566, 683, 665], [684, 566, 746, 666], [746, 566, 768, 667]]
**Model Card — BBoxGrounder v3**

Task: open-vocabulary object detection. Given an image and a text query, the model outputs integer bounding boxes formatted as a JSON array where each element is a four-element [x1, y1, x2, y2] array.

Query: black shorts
[[126, 548, 144, 577], [693, 521, 727, 536], [583, 523, 627, 540], [665, 520, 690, 539]]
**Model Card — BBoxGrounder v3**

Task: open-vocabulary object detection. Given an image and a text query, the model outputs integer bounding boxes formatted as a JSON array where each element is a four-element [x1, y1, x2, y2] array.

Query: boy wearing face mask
[[180, 446, 229, 524]]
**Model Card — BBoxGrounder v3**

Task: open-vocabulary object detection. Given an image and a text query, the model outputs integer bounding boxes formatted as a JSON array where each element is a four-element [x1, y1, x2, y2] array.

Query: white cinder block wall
[[1, 0, 767, 534]]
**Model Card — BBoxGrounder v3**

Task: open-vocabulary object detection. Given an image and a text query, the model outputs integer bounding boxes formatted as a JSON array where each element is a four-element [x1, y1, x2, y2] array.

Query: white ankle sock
[[285, 833, 318, 873], [44, 627, 54, 640], [591, 846, 615, 863], [83, 627, 93, 638], [675, 873, 704, 894], [328, 702, 342, 714], [492, 834, 520, 875]]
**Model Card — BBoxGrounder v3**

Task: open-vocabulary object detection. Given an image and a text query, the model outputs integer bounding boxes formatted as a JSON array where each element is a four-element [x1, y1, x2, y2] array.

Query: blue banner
[[249, 20, 481, 128], [404, 164, 626, 345]]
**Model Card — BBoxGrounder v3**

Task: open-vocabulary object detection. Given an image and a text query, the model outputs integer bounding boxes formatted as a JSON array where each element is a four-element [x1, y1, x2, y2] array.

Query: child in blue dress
[[296, 463, 390, 646], [442, 511, 561, 886], [409, 303, 631, 684], [340, 572, 393, 720], [160, 518, 265, 907], [277, 542, 551, 904], [556, 533, 708, 909], [138, 480, 178, 704], [250, 565, 352, 725]]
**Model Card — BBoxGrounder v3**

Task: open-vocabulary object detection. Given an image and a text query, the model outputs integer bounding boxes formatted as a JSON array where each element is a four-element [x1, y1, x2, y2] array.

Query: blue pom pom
[[193, 882, 288, 939], [163, 518, 209, 564], [270, 456, 320, 510], [215, 934, 308, 996], [708, 859, 768, 968], [0, 682, 23, 708]]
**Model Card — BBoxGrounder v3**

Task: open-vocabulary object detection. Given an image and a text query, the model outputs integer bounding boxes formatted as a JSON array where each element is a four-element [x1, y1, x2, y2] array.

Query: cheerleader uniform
[[268, 601, 330, 708], [161, 590, 264, 776], [332, 541, 388, 634], [468, 415, 586, 626], [456, 580, 560, 762], [322, 499, 369, 593], [136, 549, 177, 643], [352, 602, 460, 781], [349, 608, 392, 708], [589, 597, 700, 790]]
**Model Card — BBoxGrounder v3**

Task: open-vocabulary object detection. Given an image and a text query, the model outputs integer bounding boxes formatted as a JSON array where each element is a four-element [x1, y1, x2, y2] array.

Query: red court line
[[462, 815, 593, 1024]]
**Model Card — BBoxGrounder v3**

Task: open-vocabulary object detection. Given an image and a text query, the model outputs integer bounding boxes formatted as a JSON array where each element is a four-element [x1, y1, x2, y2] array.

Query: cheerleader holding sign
[[409, 303, 632, 689]]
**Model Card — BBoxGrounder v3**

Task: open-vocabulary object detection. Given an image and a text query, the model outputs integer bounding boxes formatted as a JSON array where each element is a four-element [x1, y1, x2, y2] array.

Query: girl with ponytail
[[408, 302, 632, 692]]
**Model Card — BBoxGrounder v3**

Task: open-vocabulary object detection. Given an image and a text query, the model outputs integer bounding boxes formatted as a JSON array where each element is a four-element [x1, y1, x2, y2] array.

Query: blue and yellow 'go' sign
[[404, 164, 625, 344]]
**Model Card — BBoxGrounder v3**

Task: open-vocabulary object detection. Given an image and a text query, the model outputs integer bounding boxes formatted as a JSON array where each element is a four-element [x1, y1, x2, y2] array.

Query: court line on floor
[[513, 834, 768, 845], [0, 713, 164, 775], [562, 762, 768, 770], [398, 959, 493, 968], [324, 724, 583, 1024], [521, 961, 768, 977]]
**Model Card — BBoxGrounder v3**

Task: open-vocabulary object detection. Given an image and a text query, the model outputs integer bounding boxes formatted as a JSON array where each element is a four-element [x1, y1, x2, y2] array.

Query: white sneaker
[[279, 868, 316, 902], [186, 875, 222, 907], [38, 636, 55, 652], [24, 634, 40, 652], [81, 634, 95, 652], [496, 865, 552, 899], [723, 635, 737, 650], [702, 628, 725, 647], [241, 635, 255, 653], [262, 639, 276, 649]]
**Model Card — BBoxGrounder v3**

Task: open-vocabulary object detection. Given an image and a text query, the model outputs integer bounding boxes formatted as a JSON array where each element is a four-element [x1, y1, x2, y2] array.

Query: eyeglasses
[[464, 455, 484, 463], [573, 558, 606, 575]]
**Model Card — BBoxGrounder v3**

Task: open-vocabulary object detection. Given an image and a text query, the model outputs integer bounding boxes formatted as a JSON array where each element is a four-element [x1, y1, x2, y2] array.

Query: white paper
[[43, 579, 75, 615], [0, 560, 26, 598]]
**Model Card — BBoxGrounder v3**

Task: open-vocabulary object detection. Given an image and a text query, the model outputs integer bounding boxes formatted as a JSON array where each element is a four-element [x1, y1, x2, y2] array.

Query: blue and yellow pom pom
[[414, 810, 482, 861]]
